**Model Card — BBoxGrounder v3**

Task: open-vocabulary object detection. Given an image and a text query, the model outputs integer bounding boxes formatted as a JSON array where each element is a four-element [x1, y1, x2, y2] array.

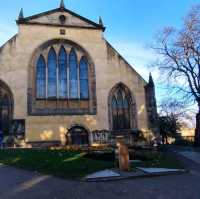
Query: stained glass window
[[36, 46, 91, 102], [112, 87, 131, 130], [79, 57, 89, 99], [48, 48, 57, 98], [112, 96, 118, 130], [69, 49, 78, 99], [58, 46, 68, 98], [36, 55, 46, 98], [123, 96, 131, 129]]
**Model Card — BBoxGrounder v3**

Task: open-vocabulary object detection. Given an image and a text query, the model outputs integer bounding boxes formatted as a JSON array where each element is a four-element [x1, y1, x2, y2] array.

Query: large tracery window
[[36, 55, 46, 98], [29, 39, 96, 116], [69, 49, 78, 99], [36, 46, 90, 100], [111, 85, 132, 130], [79, 57, 89, 99], [58, 46, 68, 98], [48, 48, 57, 98]]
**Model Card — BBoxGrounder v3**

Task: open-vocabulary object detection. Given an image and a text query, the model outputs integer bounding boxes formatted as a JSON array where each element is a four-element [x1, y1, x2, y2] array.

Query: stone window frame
[[108, 82, 137, 131], [0, 79, 14, 134], [28, 39, 97, 116]]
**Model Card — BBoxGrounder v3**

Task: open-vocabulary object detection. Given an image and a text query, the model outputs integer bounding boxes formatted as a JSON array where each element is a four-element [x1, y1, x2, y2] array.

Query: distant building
[[0, 1, 158, 147], [180, 127, 195, 142]]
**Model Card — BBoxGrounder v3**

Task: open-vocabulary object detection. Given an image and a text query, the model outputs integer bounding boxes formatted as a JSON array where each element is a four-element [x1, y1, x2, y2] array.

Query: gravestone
[[116, 136, 130, 171]]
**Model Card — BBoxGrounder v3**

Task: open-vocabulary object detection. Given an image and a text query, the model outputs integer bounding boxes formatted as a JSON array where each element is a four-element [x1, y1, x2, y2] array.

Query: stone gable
[[17, 8, 104, 31], [0, 4, 157, 145], [28, 11, 96, 28]]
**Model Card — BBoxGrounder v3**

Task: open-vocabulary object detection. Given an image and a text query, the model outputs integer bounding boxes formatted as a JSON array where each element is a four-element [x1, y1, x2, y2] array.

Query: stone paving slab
[[137, 167, 183, 174], [85, 170, 120, 179], [179, 151, 200, 164], [84, 168, 187, 182]]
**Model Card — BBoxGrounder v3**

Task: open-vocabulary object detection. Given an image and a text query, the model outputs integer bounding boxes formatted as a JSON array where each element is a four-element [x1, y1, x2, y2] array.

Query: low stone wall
[[91, 129, 141, 147], [27, 140, 61, 148], [3, 129, 148, 149]]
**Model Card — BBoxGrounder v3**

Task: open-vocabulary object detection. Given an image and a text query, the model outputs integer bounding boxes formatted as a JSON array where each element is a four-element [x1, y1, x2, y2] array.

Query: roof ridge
[[16, 7, 106, 31]]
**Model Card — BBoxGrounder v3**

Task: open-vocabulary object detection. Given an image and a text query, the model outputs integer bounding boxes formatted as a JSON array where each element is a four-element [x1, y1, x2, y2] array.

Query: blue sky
[[0, 0, 199, 104]]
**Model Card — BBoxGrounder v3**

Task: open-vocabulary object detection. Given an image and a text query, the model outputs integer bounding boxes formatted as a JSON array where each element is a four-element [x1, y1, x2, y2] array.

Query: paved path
[[179, 151, 200, 164], [0, 151, 200, 199]]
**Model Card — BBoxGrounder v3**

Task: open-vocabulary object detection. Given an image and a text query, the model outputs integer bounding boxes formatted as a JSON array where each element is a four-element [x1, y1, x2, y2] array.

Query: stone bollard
[[116, 136, 130, 171]]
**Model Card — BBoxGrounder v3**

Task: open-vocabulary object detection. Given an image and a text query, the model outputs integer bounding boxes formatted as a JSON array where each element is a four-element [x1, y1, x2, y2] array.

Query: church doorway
[[69, 126, 89, 145], [0, 81, 13, 135]]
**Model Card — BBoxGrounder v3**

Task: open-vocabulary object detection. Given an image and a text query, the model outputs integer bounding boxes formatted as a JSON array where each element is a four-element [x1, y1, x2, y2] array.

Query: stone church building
[[0, 1, 157, 147]]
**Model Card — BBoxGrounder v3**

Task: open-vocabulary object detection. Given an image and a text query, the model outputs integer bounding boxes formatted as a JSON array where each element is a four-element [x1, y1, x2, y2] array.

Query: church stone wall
[[105, 42, 149, 136], [0, 23, 149, 143]]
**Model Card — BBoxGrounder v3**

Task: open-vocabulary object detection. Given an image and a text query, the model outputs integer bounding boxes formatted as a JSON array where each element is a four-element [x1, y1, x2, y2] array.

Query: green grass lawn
[[132, 151, 183, 169], [0, 149, 114, 179], [0, 149, 183, 180]]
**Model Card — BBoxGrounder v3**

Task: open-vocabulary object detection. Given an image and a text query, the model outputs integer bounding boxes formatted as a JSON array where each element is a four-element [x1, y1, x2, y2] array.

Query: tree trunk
[[194, 105, 200, 147], [162, 135, 165, 145], [165, 136, 169, 145]]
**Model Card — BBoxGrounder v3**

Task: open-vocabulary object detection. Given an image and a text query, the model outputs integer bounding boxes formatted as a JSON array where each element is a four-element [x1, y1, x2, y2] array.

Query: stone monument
[[116, 136, 130, 171]]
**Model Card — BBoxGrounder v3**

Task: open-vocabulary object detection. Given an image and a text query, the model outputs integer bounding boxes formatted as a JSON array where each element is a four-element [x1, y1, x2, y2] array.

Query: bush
[[85, 151, 115, 162]]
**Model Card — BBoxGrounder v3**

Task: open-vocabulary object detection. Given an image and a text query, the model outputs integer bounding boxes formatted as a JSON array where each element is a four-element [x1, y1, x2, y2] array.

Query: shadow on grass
[[131, 150, 184, 169], [0, 149, 114, 179]]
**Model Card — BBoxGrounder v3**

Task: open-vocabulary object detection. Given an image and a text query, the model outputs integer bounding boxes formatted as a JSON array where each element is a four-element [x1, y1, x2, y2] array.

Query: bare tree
[[159, 99, 187, 117], [153, 5, 200, 146], [158, 99, 185, 144]]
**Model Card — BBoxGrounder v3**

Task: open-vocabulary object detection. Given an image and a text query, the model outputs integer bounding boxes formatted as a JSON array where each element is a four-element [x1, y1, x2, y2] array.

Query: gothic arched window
[[58, 46, 68, 98], [111, 86, 131, 130], [0, 82, 13, 135], [36, 55, 46, 98], [112, 97, 118, 130], [35, 47, 91, 100], [69, 49, 78, 99], [31, 40, 97, 115], [48, 48, 57, 98], [79, 57, 89, 99], [123, 96, 131, 129]]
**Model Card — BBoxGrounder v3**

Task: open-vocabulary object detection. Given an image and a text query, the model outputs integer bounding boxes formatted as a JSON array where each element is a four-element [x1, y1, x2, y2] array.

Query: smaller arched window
[[111, 86, 131, 130], [123, 96, 131, 129], [69, 49, 78, 99], [117, 90, 124, 130], [58, 46, 68, 98], [79, 57, 89, 99], [112, 97, 118, 130], [48, 48, 57, 98], [0, 82, 13, 135], [36, 55, 46, 98]]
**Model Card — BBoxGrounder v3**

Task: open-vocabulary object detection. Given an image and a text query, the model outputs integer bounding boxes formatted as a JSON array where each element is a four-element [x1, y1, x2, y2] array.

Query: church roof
[[16, 6, 105, 31]]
